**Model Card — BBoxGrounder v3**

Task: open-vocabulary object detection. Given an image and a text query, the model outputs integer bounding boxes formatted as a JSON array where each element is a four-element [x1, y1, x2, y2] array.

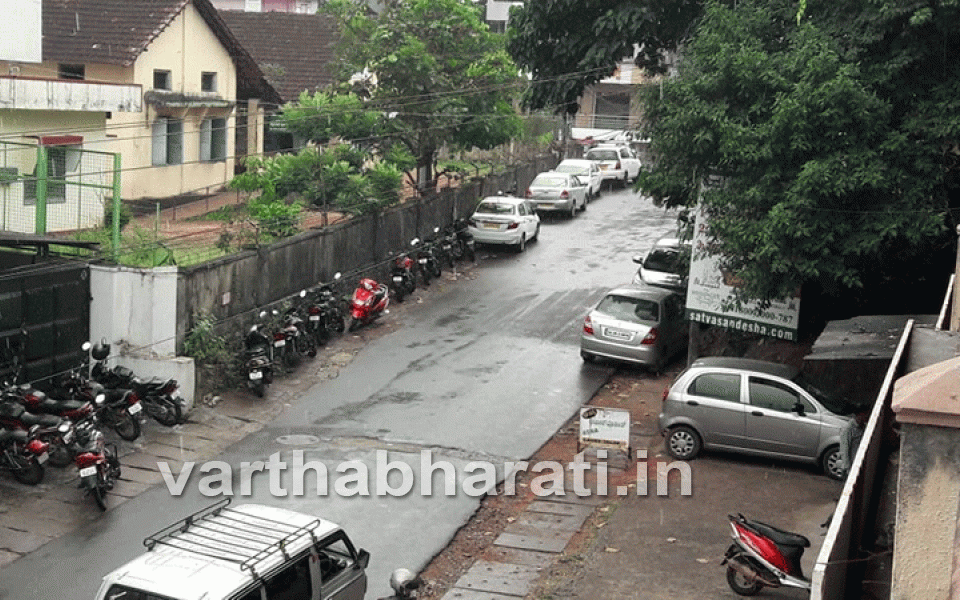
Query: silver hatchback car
[[658, 357, 851, 479], [580, 285, 687, 371]]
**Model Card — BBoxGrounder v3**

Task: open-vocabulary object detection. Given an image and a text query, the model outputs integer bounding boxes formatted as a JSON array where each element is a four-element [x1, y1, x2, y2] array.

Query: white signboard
[[686, 204, 800, 341], [579, 407, 631, 452]]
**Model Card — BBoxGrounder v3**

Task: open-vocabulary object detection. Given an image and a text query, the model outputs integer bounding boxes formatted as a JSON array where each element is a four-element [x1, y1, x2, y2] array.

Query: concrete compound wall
[[178, 157, 557, 347]]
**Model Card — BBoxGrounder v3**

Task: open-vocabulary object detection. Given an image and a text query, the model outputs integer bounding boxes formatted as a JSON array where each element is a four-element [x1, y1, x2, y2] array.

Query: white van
[[95, 500, 369, 600]]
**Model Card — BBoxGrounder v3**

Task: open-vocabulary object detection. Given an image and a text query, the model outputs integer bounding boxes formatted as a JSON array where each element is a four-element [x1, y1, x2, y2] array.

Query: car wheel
[[821, 445, 845, 480], [666, 425, 701, 460], [580, 197, 587, 212], [594, 187, 601, 199], [533, 223, 540, 241], [569, 204, 576, 219], [517, 234, 526, 253]]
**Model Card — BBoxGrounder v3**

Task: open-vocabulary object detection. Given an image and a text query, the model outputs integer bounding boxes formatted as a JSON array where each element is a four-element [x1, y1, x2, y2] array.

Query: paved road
[[0, 186, 681, 599]]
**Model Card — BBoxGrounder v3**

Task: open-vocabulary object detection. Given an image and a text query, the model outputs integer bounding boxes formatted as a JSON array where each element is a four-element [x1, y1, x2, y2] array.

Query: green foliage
[[280, 91, 383, 144], [506, 0, 704, 114], [638, 0, 954, 304], [247, 195, 303, 238], [103, 201, 132, 230], [183, 313, 229, 365], [323, 0, 524, 184]]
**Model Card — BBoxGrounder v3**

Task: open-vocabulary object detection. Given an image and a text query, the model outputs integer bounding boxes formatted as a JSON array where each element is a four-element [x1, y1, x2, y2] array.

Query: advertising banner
[[686, 204, 801, 341]]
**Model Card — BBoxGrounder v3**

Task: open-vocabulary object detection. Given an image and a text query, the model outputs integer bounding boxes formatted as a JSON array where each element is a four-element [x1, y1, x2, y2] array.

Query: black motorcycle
[[244, 311, 275, 398], [389, 251, 417, 303], [311, 273, 346, 345], [452, 217, 476, 263], [412, 237, 442, 286], [88, 341, 184, 427], [73, 418, 121, 511], [436, 226, 456, 269]]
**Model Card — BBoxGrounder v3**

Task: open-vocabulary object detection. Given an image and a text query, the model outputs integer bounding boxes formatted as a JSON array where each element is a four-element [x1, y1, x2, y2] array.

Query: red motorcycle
[[348, 277, 389, 332], [73, 417, 121, 511], [0, 426, 49, 485], [722, 513, 811, 595]]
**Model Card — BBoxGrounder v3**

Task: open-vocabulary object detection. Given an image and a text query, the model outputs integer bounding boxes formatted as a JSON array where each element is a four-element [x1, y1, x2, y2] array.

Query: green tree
[[639, 0, 956, 306], [506, 0, 704, 114], [323, 0, 523, 185]]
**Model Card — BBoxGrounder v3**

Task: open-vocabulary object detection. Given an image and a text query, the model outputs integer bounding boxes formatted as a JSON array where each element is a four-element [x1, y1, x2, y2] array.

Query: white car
[[467, 195, 541, 252], [553, 159, 603, 200], [585, 144, 642, 188], [525, 171, 588, 218]]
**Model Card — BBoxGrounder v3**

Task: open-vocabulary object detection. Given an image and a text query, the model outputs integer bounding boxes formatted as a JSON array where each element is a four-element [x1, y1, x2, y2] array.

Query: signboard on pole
[[686, 204, 801, 341]]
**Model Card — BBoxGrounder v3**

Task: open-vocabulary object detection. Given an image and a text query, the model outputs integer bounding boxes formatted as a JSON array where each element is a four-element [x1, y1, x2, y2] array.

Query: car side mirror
[[632, 254, 645, 265], [793, 402, 806, 417], [356, 549, 370, 569]]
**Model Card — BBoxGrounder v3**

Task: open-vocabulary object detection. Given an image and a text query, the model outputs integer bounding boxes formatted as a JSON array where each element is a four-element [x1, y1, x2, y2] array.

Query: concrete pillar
[[890, 356, 960, 600], [246, 98, 262, 158]]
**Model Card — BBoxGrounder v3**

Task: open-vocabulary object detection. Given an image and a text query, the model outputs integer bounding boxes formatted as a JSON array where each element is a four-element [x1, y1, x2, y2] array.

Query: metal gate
[[0, 254, 89, 384]]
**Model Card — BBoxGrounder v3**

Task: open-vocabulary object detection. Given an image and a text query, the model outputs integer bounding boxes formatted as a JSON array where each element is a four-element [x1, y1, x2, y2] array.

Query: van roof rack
[[143, 499, 322, 579]]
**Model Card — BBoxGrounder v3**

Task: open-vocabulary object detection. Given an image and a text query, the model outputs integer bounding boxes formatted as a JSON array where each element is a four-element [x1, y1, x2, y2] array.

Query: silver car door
[[678, 372, 747, 448], [743, 376, 822, 459]]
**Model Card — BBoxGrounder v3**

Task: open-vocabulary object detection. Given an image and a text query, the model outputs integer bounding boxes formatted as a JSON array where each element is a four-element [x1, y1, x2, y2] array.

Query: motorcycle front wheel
[[332, 312, 345, 334], [113, 410, 141, 441], [91, 477, 107, 511], [11, 455, 44, 485], [726, 565, 764, 596], [252, 381, 265, 398]]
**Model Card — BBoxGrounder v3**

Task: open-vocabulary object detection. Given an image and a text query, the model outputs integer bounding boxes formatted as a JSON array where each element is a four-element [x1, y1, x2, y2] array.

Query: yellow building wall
[[107, 2, 237, 200]]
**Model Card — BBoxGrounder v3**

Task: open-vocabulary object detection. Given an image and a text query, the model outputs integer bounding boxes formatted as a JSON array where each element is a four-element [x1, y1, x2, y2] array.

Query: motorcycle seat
[[39, 397, 88, 413], [751, 520, 810, 548], [112, 365, 135, 380], [15, 410, 61, 428]]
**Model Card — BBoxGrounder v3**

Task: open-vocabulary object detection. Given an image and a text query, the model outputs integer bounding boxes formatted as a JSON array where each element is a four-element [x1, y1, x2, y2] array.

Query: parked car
[[96, 500, 372, 600], [525, 171, 588, 218], [580, 284, 688, 371], [467, 194, 541, 252], [585, 144, 642, 188], [658, 357, 852, 480], [632, 233, 691, 290], [553, 159, 603, 200]]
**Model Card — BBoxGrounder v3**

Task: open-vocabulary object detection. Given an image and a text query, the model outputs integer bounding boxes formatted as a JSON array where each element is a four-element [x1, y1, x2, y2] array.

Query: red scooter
[[348, 277, 389, 332], [722, 513, 811, 595]]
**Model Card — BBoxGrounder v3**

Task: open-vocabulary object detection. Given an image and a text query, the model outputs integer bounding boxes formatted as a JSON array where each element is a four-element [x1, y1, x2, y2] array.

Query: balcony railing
[[0, 76, 141, 112]]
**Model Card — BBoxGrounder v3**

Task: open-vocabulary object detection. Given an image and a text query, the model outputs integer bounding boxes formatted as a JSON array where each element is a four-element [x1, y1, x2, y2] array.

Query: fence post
[[34, 145, 47, 234], [112, 153, 121, 262]]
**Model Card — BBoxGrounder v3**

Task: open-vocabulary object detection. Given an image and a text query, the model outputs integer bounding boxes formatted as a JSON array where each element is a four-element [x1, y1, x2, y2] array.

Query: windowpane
[[167, 119, 183, 165], [212, 118, 227, 161], [152, 120, 167, 165], [264, 554, 312, 600], [59, 64, 84, 80], [153, 70, 171, 90], [689, 373, 741, 403], [748, 377, 806, 413], [201, 72, 217, 93]]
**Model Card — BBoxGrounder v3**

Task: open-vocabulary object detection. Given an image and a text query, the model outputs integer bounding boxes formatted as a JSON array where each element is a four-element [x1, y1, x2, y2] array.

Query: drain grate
[[275, 434, 321, 446]]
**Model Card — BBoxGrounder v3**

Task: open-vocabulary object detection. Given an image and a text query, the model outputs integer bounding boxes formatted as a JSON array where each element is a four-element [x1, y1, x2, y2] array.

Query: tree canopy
[[639, 0, 959, 306], [312, 0, 523, 185], [506, 0, 704, 114]]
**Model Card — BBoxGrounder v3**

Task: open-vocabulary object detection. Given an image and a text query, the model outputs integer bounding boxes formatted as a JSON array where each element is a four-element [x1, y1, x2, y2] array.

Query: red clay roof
[[42, 0, 281, 103], [218, 10, 340, 104]]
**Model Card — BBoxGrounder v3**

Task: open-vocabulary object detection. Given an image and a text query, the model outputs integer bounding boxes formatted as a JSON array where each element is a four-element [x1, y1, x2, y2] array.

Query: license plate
[[37, 452, 48, 464], [309, 315, 320, 321], [603, 328, 633, 341], [482, 223, 500, 229], [599, 164, 609, 170], [128, 402, 142, 415], [418, 258, 428, 264], [538, 203, 551, 209], [79, 466, 97, 478], [274, 339, 286, 347], [249, 370, 263, 380], [392, 276, 403, 282]]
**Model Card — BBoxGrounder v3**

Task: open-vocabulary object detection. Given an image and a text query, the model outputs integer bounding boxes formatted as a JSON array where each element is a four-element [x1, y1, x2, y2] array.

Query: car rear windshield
[[532, 175, 567, 187], [586, 150, 618, 161], [555, 164, 588, 176], [643, 249, 682, 273], [595, 295, 659, 323], [476, 201, 516, 215]]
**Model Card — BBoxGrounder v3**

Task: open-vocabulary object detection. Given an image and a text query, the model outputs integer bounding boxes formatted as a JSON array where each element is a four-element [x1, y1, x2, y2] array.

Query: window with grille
[[199, 118, 227, 162], [152, 118, 184, 166], [58, 64, 84, 80], [23, 146, 70, 205]]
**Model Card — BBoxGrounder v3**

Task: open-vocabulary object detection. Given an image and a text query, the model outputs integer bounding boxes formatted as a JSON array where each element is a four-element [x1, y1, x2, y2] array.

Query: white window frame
[[152, 118, 184, 166], [199, 117, 227, 162]]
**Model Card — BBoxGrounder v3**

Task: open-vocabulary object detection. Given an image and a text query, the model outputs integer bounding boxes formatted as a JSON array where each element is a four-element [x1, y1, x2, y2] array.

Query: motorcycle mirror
[[334, 272, 342, 280], [299, 290, 307, 298], [95, 394, 106, 406], [272, 309, 280, 316], [82, 341, 92, 352], [433, 226, 440, 233]]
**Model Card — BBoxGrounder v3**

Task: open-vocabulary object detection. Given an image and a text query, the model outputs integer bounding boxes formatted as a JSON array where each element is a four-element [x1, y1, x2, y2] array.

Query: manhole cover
[[276, 434, 321, 446]]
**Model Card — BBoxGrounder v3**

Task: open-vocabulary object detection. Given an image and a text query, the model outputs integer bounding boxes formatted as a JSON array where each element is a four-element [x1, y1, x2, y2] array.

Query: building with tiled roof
[[219, 10, 339, 105], [4, 0, 281, 201]]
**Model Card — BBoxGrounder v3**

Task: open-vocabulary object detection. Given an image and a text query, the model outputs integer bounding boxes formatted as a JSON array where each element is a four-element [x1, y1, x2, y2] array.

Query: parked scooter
[[451, 217, 476, 263], [88, 341, 185, 426], [72, 410, 121, 511], [722, 513, 811, 595], [244, 311, 275, 398], [0, 425, 49, 485], [389, 251, 417, 303], [278, 291, 316, 369], [307, 273, 346, 346], [435, 226, 455, 270], [348, 277, 389, 332]]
